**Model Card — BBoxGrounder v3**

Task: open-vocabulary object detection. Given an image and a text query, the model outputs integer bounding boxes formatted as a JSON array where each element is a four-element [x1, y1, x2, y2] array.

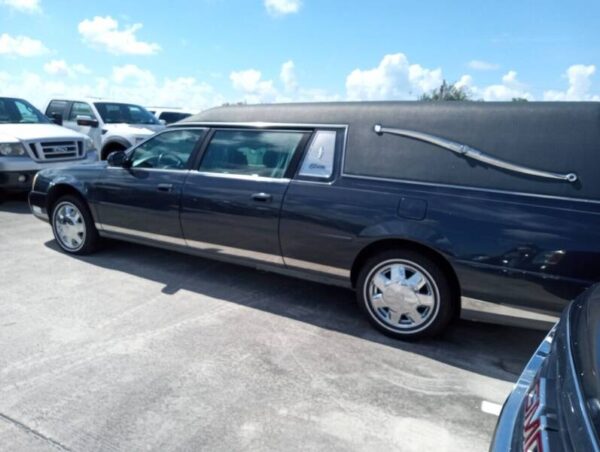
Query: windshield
[[0, 98, 50, 124], [94, 102, 160, 125]]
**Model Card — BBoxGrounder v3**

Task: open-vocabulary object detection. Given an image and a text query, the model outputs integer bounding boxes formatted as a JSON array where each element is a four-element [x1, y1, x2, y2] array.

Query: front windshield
[[0, 98, 50, 124], [94, 102, 160, 125]]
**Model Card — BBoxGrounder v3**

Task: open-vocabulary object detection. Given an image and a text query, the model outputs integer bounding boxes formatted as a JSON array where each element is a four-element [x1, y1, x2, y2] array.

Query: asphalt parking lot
[[0, 194, 549, 452]]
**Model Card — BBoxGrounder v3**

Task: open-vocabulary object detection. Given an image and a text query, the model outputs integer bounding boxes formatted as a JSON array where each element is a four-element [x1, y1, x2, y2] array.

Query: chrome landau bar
[[373, 124, 578, 183]]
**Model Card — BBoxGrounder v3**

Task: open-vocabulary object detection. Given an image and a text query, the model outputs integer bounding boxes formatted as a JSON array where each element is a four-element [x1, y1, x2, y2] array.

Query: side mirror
[[159, 119, 167, 126], [76, 115, 99, 128], [106, 150, 130, 167], [50, 113, 63, 126]]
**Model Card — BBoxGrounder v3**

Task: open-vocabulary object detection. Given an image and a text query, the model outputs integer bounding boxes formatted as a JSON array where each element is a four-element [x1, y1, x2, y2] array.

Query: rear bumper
[[490, 325, 556, 451], [0, 151, 98, 190]]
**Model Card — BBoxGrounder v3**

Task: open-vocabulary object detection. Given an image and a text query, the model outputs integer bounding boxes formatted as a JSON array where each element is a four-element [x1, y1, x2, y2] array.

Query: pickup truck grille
[[27, 140, 83, 161]]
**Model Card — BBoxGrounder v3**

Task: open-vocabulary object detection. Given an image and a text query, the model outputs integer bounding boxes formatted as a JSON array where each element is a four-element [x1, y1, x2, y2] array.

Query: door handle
[[157, 183, 174, 192], [251, 192, 272, 202]]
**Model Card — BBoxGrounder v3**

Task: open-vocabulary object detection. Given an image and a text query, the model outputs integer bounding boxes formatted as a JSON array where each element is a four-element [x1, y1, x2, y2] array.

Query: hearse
[[28, 102, 600, 339]]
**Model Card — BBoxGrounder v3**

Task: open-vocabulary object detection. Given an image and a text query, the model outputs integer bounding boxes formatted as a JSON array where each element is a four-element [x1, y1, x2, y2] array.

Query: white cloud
[[78, 16, 160, 55], [44, 59, 91, 78], [458, 70, 533, 101], [280, 60, 298, 93], [543, 64, 599, 101], [0, 0, 41, 13], [0, 33, 48, 57], [467, 60, 500, 71], [345, 53, 443, 100], [112, 64, 156, 85], [264, 0, 301, 16], [230, 68, 278, 103]]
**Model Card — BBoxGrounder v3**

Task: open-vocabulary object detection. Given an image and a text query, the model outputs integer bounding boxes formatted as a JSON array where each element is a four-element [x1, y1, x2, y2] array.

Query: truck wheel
[[356, 250, 454, 340], [51, 195, 99, 255]]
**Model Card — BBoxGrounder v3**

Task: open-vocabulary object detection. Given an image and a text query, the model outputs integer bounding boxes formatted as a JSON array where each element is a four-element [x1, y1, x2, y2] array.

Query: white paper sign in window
[[299, 131, 336, 179]]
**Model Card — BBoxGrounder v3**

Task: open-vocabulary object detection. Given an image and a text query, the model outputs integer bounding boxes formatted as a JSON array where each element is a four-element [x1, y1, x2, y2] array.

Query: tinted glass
[[46, 100, 68, 117], [95, 102, 159, 125], [159, 112, 192, 124], [199, 130, 305, 178], [130, 129, 205, 170], [0, 98, 49, 124], [68, 102, 95, 120]]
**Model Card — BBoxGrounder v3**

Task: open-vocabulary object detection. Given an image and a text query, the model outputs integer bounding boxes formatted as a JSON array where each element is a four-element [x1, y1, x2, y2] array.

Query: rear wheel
[[356, 250, 455, 340], [51, 195, 99, 255]]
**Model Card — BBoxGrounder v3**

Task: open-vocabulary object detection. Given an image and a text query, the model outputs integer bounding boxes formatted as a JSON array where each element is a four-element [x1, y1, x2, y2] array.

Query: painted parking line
[[481, 400, 503, 416]]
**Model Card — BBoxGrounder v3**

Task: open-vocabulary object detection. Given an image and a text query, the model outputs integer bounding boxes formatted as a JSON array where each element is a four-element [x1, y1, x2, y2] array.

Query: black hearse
[[28, 102, 600, 339]]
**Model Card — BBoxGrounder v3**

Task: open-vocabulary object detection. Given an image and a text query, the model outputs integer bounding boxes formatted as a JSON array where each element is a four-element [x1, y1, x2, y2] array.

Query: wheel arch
[[100, 138, 130, 160], [350, 238, 462, 319], [46, 183, 88, 216]]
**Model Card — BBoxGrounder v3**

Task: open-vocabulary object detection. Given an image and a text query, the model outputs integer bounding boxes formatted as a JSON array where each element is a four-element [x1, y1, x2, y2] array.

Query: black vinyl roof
[[183, 102, 600, 200]]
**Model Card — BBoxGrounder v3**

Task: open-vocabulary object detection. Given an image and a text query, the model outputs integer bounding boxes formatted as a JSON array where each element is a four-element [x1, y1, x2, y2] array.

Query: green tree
[[419, 80, 471, 101], [511, 97, 529, 102]]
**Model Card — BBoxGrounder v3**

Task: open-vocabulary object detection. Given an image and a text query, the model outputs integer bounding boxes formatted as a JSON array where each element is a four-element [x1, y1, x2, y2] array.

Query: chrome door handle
[[251, 192, 272, 202], [157, 183, 174, 192]]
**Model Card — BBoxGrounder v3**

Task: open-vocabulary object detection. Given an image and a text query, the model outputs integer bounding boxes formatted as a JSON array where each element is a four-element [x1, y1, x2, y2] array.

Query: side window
[[130, 129, 205, 170], [199, 130, 306, 178], [46, 100, 67, 117], [68, 102, 94, 121], [298, 130, 337, 179], [14, 100, 39, 123]]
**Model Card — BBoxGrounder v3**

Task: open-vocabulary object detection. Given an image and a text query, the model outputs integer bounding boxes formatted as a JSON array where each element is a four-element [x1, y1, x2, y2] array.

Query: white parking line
[[481, 400, 503, 416]]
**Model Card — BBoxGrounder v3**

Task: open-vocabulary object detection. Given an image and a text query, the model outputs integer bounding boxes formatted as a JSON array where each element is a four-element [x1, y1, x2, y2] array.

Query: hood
[[0, 123, 87, 142], [103, 123, 165, 135]]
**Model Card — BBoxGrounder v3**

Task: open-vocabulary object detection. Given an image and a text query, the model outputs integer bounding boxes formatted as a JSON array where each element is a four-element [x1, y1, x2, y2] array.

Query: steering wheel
[[157, 152, 185, 169]]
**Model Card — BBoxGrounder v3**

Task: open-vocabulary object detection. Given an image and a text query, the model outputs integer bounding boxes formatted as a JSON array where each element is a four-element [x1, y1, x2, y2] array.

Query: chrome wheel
[[365, 259, 440, 332], [53, 202, 86, 251]]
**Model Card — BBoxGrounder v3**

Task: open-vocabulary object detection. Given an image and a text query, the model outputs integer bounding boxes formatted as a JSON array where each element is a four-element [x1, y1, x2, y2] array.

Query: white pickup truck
[[0, 97, 98, 192]]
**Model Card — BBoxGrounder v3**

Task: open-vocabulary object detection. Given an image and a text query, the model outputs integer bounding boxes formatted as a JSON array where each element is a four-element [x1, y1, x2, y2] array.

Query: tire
[[51, 195, 100, 255], [356, 249, 455, 340], [101, 144, 126, 161]]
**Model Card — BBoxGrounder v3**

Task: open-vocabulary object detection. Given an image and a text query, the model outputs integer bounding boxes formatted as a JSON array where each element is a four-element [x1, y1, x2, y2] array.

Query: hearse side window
[[198, 130, 305, 178], [130, 129, 205, 170], [298, 130, 336, 179]]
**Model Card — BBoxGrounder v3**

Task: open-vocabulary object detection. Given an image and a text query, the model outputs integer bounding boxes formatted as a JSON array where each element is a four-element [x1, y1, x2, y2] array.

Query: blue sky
[[0, 0, 599, 109]]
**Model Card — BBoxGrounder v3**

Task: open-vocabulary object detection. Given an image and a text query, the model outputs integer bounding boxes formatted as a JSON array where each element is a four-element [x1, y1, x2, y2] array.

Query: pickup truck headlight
[[0, 142, 26, 157], [83, 137, 95, 154]]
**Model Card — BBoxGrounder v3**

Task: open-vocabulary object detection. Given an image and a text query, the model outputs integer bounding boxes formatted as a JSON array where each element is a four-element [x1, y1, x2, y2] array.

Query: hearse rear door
[[180, 128, 310, 266]]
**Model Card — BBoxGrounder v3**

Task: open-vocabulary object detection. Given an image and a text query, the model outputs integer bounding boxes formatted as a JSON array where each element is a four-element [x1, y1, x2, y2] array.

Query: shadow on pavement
[[44, 237, 548, 383], [0, 193, 30, 214]]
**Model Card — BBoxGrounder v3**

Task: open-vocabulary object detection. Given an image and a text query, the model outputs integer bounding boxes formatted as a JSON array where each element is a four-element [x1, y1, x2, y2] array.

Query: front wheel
[[356, 250, 455, 340], [51, 195, 99, 255]]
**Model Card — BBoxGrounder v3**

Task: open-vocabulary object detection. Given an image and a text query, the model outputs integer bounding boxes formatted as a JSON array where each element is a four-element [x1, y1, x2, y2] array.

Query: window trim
[[191, 127, 312, 181], [67, 101, 95, 122], [124, 127, 209, 172]]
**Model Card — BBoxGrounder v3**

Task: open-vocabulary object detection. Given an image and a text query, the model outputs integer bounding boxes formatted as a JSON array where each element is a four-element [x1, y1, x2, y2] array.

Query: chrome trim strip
[[461, 297, 558, 331], [99, 224, 186, 246], [184, 238, 284, 265], [174, 121, 349, 129], [283, 257, 350, 278], [489, 325, 556, 451], [342, 173, 600, 206], [188, 171, 291, 183], [373, 124, 578, 183]]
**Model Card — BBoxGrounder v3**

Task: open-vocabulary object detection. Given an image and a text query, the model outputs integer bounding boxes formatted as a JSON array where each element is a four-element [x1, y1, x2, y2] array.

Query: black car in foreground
[[28, 102, 600, 339], [491, 284, 600, 451]]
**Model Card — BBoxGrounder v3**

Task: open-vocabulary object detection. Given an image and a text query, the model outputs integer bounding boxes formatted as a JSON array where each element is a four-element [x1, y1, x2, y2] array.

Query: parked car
[[44, 98, 165, 160], [28, 102, 600, 339], [146, 107, 194, 125], [490, 284, 600, 451], [0, 96, 97, 192]]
